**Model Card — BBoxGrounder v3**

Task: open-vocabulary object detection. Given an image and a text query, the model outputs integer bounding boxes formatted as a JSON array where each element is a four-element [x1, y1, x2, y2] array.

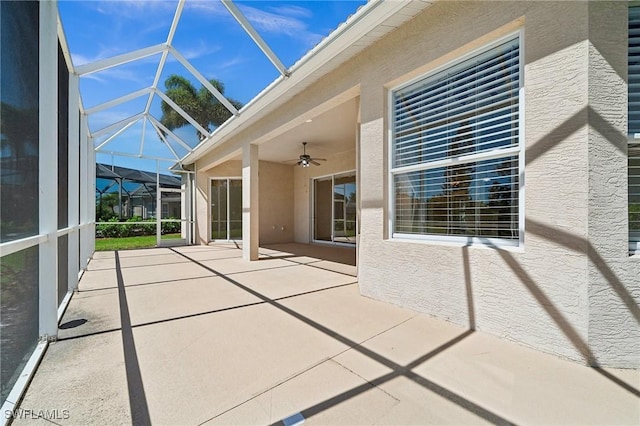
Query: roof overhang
[[181, 0, 435, 166]]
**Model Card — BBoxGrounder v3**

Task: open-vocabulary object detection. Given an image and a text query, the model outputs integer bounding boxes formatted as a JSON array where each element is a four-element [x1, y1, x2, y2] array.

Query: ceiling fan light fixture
[[287, 142, 326, 167]]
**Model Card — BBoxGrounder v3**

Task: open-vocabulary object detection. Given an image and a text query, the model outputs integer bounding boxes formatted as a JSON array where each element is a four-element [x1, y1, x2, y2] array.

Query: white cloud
[[217, 56, 245, 70], [240, 5, 307, 37], [180, 41, 222, 61], [267, 5, 313, 19], [89, 110, 139, 131], [89, 0, 176, 20], [184, 1, 227, 16]]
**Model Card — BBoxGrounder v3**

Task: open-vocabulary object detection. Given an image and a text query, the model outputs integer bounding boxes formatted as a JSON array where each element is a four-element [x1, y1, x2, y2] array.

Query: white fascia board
[[182, 0, 431, 165], [169, 47, 240, 116], [75, 43, 167, 76], [154, 89, 210, 138], [86, 88, 153, 115], [92, 112, 145, 138], [221, 0, 288, 77]]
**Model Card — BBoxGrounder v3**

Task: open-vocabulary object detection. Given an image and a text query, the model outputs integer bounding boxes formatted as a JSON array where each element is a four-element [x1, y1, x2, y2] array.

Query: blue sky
[[58, 0, 366, 173]]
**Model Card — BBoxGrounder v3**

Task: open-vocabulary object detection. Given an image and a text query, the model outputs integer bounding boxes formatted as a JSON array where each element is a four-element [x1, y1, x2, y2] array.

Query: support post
[[79, 113, 90, 270], [242, 144, 259, 261], [39, 0, 58, 339], [68, 74, 80, 291]]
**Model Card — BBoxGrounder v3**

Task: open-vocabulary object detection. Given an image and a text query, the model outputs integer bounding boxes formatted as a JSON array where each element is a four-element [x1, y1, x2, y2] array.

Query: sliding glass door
[[210, 178, 242, 241], [313, 172, 356, 244]]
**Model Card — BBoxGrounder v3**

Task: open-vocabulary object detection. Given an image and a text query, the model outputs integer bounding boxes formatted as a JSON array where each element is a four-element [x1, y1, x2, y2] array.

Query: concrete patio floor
[[13, 243, 640, 425]]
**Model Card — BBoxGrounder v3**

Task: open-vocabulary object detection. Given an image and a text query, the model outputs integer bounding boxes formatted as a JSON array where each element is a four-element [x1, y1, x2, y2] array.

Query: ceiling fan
[[290, 142, 326, 167]]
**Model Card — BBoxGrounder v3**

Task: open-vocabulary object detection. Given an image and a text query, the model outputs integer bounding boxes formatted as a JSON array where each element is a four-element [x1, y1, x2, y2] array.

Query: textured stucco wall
[[195, 160, 294, 245], [193, 1, 639, 366], [356, 1, 599, 364], [586, 2, 640, 368], [293, 148, 356, 243], [259, 161, 294, 244]]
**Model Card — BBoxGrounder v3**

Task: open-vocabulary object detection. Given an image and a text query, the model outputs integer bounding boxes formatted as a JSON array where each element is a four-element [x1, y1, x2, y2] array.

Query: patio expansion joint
[[198, 314, 419, 424], [58, 282, 360, 343]]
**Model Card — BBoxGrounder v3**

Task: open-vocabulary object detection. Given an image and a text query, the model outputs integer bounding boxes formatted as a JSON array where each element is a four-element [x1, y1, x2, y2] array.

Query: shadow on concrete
[[476, 237, 640, 398], [58, 319, 87, 329], [262, 243, 356, 266], [114, 251, 151, 426], [171, 249, 513, 425]]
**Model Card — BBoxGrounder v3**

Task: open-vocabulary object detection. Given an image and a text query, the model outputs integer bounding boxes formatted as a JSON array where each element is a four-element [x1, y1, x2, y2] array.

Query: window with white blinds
[[630, 7, 640, 253], [390, 34, 522, 245]]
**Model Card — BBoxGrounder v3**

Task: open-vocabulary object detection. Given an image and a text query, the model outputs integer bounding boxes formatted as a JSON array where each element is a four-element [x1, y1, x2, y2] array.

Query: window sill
[[389, 234, 524, 253]]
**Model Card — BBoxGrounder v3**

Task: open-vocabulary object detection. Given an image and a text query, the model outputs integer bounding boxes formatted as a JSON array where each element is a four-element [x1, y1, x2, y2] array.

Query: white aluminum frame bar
[[148, 114, 194, 152], [144, 0, 185, 114], [39, 0, 58, 340], [89, 140, 96, 255], [94, 118, 141, 151], [0, 340, 48, 424], [97, 149, 176, 163], [0, 235, 48, 258], [221, 0, 288, 77], [154, 89, 210, 137], [85, 88, 152, 115], [156, 163, 162, 246], [169, 47, 240, 116], [80, 114, 91, 270], [75, 43, 167, 76], [92, 112, 145, 139], [149, 120, 181, 160], [68, 73, 81, 292], [139, 117, 147, 156], [56, 10, 74, 74]]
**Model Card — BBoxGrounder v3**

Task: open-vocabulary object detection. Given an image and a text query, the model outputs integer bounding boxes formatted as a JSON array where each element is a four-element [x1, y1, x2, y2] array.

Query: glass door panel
[[160, 189, 183, 241], [229, 180, 242, 240], [314, 178, 333, 242], [334, 174, 356, 243], [210, 179, 241, 241], [313, 172, 356, 244]]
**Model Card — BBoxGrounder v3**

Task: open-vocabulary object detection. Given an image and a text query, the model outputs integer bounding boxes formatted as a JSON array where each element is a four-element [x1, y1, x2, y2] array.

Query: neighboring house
[[96, 163, 182, 220], [181, 2, 639, 368]]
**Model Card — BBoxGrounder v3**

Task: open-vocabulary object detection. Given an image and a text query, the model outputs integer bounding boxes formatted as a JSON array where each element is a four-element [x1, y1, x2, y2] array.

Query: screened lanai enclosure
[[1, 0, 349, 414], [95, 163, 190, 246]]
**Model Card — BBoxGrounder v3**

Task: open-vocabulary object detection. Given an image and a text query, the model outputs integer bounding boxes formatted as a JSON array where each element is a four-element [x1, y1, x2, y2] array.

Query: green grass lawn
[[95, 234, 182, 251]]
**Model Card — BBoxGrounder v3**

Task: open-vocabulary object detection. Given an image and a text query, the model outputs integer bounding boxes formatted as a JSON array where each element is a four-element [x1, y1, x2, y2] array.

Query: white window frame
[[388, 30, 525, 249]]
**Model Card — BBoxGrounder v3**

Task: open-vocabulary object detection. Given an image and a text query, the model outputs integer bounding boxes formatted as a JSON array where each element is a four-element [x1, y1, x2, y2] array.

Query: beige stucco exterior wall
[[293, 148, 356, 243], [259, 160, 294, 244], [195, 160, 294, 245], [193, 2, 639, 366], [354, 0, 638, 367], [586, 2, 640, 366]]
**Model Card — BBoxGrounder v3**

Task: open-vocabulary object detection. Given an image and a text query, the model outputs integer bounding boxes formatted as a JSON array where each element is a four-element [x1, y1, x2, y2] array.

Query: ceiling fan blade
[[310, 160, 321, 166], [312, 158, 327, 161]]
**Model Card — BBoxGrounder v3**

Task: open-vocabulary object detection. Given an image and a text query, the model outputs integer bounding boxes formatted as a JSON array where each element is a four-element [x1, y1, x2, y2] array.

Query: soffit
[[184, 0, 436, 165]]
